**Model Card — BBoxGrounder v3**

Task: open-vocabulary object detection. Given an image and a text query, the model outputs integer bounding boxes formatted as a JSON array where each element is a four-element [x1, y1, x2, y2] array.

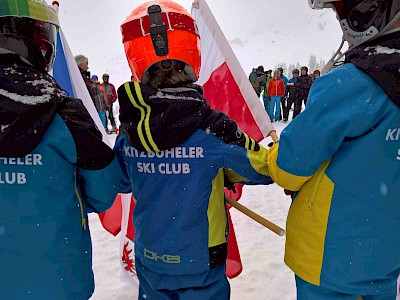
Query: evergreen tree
[[308, 54, 317, 72], [288, 63, 295, 78]]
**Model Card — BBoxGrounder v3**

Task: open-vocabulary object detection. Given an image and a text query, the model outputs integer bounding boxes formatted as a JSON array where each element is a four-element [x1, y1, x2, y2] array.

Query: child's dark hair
[[148, 60, 192, 89]]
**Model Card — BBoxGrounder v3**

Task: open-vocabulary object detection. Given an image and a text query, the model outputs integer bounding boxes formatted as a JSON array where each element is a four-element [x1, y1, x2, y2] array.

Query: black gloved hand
[[284, 189, 293, 196]]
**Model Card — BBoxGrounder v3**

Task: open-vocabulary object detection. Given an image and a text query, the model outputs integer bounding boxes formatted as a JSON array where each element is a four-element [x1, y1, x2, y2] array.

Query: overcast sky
[[55, 0, 343, 87]]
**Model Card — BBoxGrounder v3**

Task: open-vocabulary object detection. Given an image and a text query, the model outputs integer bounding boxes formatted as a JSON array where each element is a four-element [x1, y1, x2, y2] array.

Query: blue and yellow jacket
[[0, 55, 122, 300], [267, 33, 400, 295], [114, 81, 273, 276]]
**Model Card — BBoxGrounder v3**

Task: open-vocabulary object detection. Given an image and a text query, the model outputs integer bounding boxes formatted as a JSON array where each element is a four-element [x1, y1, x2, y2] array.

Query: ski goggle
[[0, 17, 56, 71]]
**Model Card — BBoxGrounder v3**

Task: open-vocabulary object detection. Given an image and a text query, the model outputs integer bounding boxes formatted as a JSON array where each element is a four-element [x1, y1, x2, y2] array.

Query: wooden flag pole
[[269, 130, 279, 143], [226, 196, 285, 236]]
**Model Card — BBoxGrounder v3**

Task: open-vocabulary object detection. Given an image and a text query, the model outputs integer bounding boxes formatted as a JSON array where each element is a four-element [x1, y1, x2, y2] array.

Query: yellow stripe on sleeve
[[244, 134, 250, 150], [133, 82, 160, 152], [124, 83, 152, 152], [266, 143, 311, 191]]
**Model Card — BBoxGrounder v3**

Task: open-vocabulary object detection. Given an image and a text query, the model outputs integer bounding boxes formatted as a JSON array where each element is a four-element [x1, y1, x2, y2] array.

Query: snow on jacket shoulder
[[114, 81, 273, 276], [0, 57, 122, 300], [267, 61, 400, 294]]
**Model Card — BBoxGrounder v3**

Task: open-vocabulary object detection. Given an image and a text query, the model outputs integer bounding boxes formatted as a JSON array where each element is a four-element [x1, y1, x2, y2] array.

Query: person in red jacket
[[99, 73, 118, 133], [267, 69, 285, 122]]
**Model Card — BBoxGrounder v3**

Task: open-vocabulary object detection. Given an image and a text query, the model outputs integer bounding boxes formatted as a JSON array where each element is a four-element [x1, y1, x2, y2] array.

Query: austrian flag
[[191, 0, 274, 140]]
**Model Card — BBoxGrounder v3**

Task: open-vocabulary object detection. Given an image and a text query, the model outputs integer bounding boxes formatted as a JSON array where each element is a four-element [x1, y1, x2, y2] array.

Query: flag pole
[[269, 131, 279, 143], [226, 196, 285, 236], [52, 1, 59, 14]]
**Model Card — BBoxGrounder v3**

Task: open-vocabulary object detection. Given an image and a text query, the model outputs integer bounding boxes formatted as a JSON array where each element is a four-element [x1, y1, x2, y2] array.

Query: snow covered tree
[[308, 54, 317, 72]]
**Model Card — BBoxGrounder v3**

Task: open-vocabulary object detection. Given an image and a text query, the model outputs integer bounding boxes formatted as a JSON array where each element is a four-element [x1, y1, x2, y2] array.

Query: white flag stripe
[[120, 193, 139, 286], [58, 30, 111, 147], [192, 0, 274, 138]]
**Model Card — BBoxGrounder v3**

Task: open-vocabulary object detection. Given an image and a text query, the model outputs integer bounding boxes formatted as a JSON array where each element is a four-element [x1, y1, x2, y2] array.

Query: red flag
[[226, 209, 242, 278], [98, 194, 122, 236], [224, 185, 243, 202], [192, 0, 273, 141], [191, 0, 274, 279]]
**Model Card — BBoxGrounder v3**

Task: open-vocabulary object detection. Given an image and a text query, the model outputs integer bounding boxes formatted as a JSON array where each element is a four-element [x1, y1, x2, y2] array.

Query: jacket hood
[[118, 82, 212, 152], [0, 54, 65, 157], [345, 31, 400, 108]]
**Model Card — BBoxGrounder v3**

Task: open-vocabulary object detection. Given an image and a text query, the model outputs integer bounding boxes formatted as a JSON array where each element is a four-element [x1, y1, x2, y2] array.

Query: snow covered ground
[[89, 120, 296, 300]]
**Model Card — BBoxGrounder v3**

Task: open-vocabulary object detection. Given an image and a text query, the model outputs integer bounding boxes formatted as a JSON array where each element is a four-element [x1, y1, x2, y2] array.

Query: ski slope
[[89, 120, 296, 300]]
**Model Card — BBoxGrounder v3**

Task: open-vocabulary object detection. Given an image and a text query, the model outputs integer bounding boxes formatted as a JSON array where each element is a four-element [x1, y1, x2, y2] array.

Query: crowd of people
[[75, 54, 119, 134], [249, 65, 319, 122], [0, 0, 399, 300]]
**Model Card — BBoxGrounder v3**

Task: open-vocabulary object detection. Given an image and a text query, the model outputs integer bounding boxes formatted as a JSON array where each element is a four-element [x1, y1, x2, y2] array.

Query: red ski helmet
[[0, 0, 59, 73], [121, 0, 201, 83]]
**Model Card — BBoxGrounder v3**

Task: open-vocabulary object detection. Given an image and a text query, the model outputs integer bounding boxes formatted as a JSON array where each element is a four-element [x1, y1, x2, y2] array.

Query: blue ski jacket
[[0, 55, 122, 300], [114, 81, 273, 276], [267, 33, 400, 295]]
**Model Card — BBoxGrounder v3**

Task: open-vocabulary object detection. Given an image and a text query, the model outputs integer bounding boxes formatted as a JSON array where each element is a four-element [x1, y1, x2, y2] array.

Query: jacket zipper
[[74, 172, 87, 230]]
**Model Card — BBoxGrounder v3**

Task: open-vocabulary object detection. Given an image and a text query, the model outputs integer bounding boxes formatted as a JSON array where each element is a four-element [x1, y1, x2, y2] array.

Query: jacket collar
[[345, 31, 400, 108]]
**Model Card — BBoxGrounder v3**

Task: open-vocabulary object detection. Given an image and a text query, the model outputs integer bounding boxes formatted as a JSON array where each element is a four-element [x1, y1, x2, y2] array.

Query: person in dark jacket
[[249, 65, 266, 97], [91, 74, 108, 129], [283, 68, 299, 121], [74, 55, 105, 107], [267, 0, 400, 299], [0, 2, 122, 299], [262, 69, 272, 119], [293, 66, 313, 118], [115, 1, 274, 299]]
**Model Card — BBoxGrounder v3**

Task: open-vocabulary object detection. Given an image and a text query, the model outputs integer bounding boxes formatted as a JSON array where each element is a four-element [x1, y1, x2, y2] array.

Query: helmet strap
[[148, 5, 169, 56], [321, 40, 346, 75]]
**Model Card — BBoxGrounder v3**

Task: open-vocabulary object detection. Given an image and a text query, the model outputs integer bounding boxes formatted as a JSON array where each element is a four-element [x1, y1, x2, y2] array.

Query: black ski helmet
[[309, 0, 400, 74], [0, 0, 59, 73], [310, 0, 400, 46]]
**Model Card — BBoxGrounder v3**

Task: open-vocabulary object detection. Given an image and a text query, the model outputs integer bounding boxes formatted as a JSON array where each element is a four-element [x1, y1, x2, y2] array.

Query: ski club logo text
[[0, 154, 43, 185], [123, 146, 205, 175], [385, 128, 400, 161]]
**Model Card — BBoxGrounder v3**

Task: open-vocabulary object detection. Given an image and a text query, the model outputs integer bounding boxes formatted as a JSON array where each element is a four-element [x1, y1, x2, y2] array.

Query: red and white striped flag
[[191, 0, 273, 141], [191, 0, 274, 279]]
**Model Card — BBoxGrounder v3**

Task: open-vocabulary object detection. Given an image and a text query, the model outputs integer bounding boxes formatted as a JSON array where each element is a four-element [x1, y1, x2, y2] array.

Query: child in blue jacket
[[0, 2, 121, 299], [115, 1, 274, 299]]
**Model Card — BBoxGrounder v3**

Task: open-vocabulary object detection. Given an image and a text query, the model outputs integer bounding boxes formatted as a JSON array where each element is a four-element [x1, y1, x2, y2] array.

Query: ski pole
[[225, 196, 285, 236]]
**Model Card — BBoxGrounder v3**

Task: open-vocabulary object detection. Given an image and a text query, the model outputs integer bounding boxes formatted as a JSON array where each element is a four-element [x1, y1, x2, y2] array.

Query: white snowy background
[[49, 1, 397, 300], [57, 0, 343, 87]]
